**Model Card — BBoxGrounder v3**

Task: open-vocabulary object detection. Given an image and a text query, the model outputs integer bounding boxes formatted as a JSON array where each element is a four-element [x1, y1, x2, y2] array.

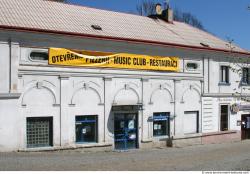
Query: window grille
[[242, 68, 250, 84], [26, 117, 53, 148]]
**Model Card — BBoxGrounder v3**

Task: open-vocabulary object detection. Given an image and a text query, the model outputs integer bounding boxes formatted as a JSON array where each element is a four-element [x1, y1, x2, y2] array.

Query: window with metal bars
[[26, 117, 53, 148], [242, 68, 250, 85]]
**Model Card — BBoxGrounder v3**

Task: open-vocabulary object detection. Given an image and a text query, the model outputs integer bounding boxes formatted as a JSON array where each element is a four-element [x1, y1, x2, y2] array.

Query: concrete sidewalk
[[0, 140, 250, 171]]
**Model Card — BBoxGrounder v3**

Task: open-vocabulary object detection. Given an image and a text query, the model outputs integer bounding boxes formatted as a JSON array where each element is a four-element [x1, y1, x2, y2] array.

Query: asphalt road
[[0, 140, 250, 171]]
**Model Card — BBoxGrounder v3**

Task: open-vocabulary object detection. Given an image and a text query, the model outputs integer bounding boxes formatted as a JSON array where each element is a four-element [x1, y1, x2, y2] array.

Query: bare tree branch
[[226, 38, 250, 102], [136, 0, 156, 16], [173, 8, 204, 30], [136, 1, 205, 30]]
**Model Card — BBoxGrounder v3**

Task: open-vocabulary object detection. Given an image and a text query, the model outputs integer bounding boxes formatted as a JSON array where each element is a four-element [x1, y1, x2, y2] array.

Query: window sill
[[218, 82, 231, 86], [0, 93, 21, 99], [153, 135, 170, 141], [241, 83, 250, 86], [75, 142, 112, 148], [76, 142, 97, 144]]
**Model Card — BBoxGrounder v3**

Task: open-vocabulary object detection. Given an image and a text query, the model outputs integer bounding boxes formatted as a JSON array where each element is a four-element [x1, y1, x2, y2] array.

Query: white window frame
[[219, 65, 230, 85]]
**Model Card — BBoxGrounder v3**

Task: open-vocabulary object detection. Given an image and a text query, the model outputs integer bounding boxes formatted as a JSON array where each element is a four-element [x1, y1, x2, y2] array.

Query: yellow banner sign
[[49, 48, 179, 72]]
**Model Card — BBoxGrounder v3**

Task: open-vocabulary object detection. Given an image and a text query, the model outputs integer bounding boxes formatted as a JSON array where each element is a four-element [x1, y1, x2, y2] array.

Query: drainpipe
[[59, 79, 62, 147], [103, 78, 106, 143], [141, 78, 144, 145], [173, 79, 176, 136], [8, 38, 12, 93], [200, 80, 203, 134]]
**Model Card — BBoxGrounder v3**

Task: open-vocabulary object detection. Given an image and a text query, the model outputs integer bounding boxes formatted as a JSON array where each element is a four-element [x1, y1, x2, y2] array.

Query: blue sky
[[69, 0, 250, 51]]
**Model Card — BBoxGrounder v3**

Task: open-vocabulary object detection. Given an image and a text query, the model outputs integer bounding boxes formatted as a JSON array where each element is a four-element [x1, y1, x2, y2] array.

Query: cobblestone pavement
[[0, 140, 250, 171]]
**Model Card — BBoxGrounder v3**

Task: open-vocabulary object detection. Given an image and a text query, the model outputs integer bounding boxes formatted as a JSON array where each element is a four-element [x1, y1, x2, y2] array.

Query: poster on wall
[[154, 124, 158, 130], [128, 120, 135, 129], [120, 121, 125, 128], [49, 48, 179, 72]]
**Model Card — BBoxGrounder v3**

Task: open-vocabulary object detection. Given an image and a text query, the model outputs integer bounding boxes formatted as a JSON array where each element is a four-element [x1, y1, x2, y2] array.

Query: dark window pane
[[220, 66, 229, 83], [75, 116, 97, 143], [30, 52, 48, 61], [242, 68, 250, 84], [220, 105, 228, 131], [247, 68, 250, 84], [153, 112, 170, 137], [187, 63, 198, 70]]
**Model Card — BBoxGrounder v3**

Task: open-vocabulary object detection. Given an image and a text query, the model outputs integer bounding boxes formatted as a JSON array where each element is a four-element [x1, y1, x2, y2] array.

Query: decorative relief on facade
[[149, 83, 174, 105], [21, 80, 58, 107], [70, 81, 104, 106], [113, 83, 141, 105], [180, 84, 201, 103]]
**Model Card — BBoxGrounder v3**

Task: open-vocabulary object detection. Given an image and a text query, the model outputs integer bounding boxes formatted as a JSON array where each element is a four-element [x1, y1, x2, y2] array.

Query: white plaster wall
[[202, 55, 250, 134], [202, 97, 218, 133], [0, 43, 10, 93], [143, 79, 175, 141], [19, 75, 60, 149], [0, 99, 20, 151], [106, 78, 142, 146], [202, 97, 243, 134], [216, 98, 241, 131], [207, 56, 250, 94], [175, 80, 202, 137], [66, 77, 105, 145]]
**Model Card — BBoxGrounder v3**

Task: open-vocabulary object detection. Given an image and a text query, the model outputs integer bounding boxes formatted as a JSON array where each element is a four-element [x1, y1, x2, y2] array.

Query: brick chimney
[[154, 2, 173, 23]]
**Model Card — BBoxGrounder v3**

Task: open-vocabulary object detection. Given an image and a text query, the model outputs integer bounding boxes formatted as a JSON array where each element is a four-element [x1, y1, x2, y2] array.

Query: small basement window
[[30, 51, 48, 61], [186, 62, 198, 70]]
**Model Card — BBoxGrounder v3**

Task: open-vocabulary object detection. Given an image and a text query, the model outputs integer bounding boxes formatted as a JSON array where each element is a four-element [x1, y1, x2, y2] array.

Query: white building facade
[[0, 0, 250, 151]]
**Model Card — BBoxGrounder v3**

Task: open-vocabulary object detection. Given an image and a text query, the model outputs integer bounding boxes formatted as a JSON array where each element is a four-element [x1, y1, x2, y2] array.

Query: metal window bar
[[26, 118, 52, 148]]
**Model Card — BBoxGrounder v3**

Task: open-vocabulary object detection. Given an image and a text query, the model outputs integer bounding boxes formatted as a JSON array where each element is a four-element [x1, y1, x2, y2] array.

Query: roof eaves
[[1, 25, 250, 56]]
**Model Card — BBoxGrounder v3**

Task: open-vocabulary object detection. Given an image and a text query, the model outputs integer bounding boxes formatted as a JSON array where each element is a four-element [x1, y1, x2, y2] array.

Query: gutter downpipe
[[8, 38, 12, 93]]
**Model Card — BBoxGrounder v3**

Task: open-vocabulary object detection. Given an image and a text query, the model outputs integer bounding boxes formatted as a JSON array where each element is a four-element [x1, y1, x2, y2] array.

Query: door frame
[[219, 104, 230, 132], [114, 112, 139, 150], [241, 114, 250, 140]]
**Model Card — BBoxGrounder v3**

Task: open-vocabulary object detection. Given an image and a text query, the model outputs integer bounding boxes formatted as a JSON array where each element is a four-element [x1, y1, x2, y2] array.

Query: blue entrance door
[[114, 113, 138, 150]]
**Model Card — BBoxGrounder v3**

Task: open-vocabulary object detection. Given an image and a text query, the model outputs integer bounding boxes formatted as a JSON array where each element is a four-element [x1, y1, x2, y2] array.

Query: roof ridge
[[42, 0, 150, 20]]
